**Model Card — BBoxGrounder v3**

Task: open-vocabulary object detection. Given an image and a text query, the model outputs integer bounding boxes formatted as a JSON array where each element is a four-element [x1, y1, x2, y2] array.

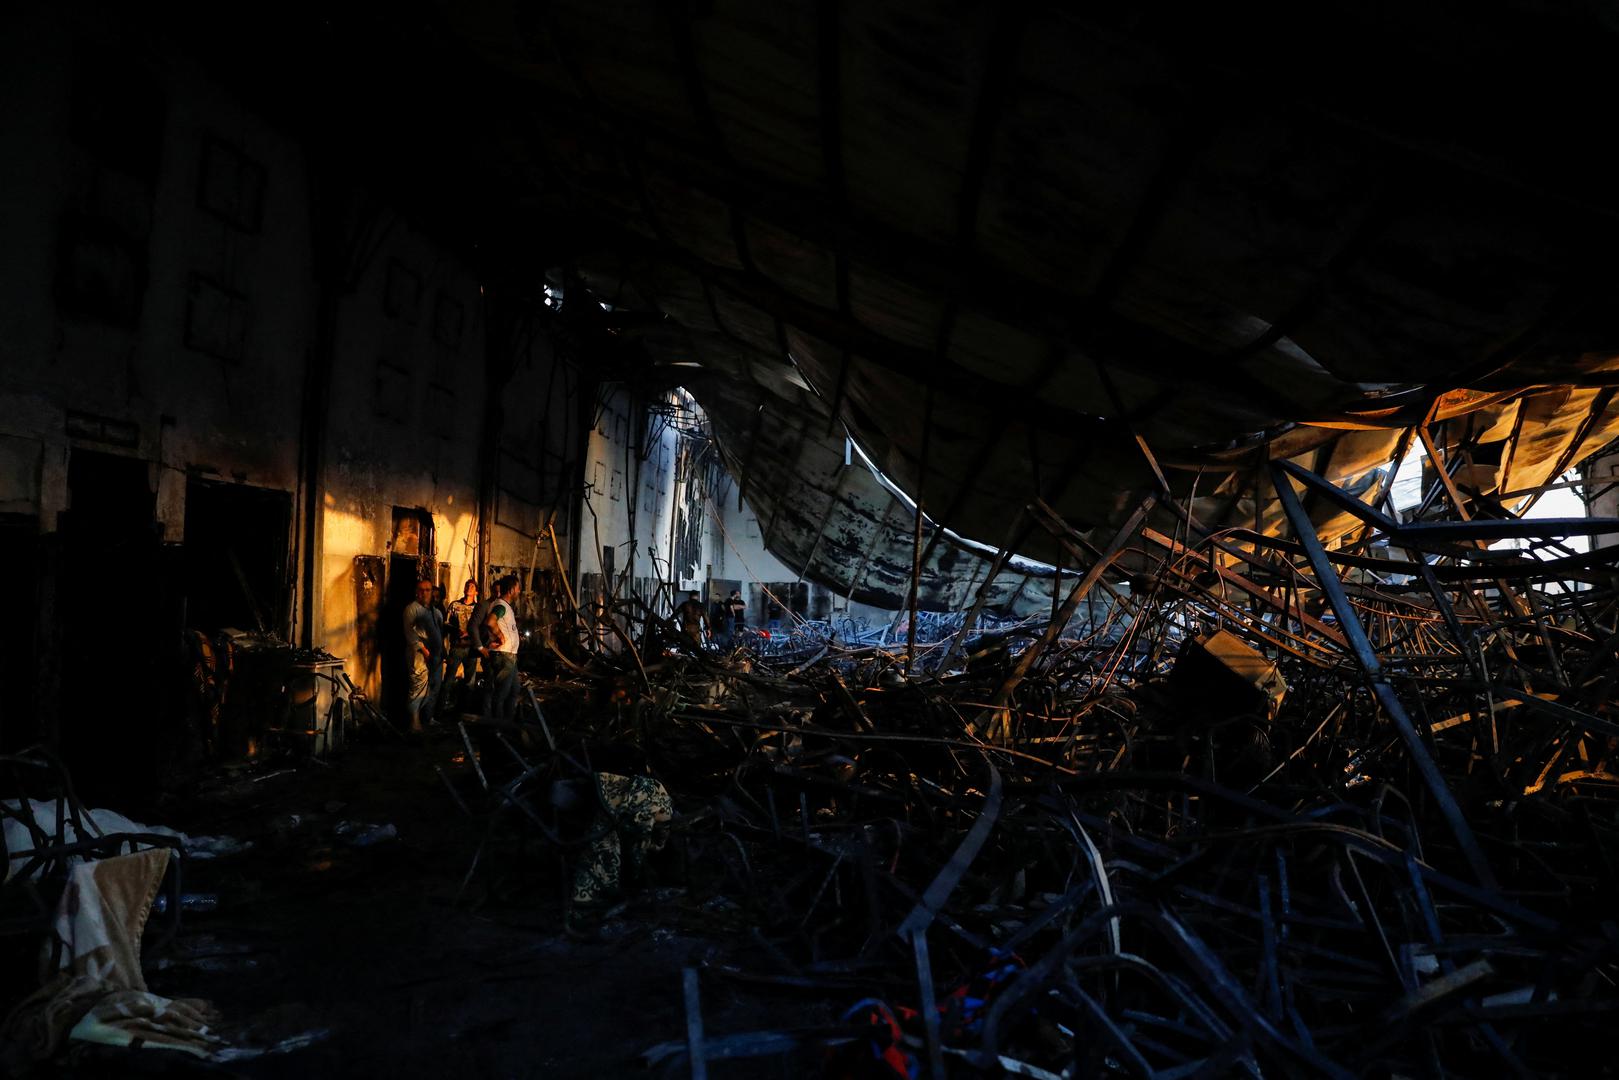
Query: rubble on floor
[[4, 473, 1617, 1078], [435, 471, 1619, 1077]]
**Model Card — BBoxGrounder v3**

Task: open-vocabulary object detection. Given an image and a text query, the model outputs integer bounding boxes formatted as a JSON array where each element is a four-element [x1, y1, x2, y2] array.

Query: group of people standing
[[402, 573, 525, 732], [402, 579, 765, 725]]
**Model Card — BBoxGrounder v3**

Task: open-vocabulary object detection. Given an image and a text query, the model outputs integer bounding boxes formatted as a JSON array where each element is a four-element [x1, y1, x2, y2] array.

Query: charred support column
[[475, 291, 537, 590], [905, 384, 934, 674], [296, 172, 389, 648], [296, 201, 340, 648], [905, 501, 924, 673], [568, 376, 602, 609], [475, 294, 507, 592], [1269, 462, 1496, 889]]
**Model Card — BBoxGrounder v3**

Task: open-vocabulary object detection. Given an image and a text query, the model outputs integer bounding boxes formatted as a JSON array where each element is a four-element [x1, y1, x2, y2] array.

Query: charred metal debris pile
[[441, 461, 1619, 1078]]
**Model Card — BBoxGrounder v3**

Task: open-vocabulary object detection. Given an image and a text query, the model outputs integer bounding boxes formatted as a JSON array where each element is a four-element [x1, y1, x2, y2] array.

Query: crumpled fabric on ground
[[826, 950, 1026, 1079], [833, 999, 919, 1079], [67, 990, 221, 1056], [571, 773, 673, 904], [0, 847, 225, 1069]]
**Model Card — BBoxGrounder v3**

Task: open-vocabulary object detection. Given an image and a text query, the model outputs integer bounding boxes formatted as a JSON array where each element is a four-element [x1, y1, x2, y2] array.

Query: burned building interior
[[5, 2, 1619, 1076]]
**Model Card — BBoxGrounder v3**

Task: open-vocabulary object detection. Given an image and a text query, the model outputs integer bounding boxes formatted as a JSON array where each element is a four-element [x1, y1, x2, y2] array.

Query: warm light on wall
[[317, 501, 480, 698]]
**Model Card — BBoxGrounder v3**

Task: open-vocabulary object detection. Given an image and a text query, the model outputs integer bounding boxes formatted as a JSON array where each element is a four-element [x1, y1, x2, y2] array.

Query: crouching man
[[568, 773, 673, 912]]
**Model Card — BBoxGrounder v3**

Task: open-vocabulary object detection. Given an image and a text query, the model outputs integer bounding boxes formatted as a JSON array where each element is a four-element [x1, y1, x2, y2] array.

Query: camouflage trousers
[[571, 773, 673, 905]]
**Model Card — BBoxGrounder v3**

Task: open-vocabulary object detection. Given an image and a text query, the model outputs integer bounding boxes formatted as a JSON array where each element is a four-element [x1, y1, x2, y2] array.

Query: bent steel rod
[[1269, 463, 1497, 890], [937, 507, 1026, 673]]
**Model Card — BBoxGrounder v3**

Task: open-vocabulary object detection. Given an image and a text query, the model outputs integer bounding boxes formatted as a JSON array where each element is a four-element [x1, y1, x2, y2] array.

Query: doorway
[[0, 514, 40, 752], [382, 508, 434, 722], [759, 581, 810, 627], [181, 478, 292, 635], [57, 449, 165, 806]]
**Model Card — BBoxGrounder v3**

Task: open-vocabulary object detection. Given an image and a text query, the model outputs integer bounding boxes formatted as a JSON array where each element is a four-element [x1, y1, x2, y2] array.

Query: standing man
[[403, 578, 440, 733], [674, 590, 708, 651], [727, 589, 747, 637], [478, 575, 522, 719], [428, 585, 448, 718], [444, 579, 480, 706], [467, 578, 504, 689]]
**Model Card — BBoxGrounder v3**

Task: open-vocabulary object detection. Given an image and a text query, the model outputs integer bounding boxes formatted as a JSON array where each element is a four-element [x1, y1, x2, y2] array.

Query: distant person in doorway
[[403, 578, 440, 733], [674, 590, 709, 650], [727, 590, 747, 634], [478, 575, 522, 719], [708, 595, 730, 648]]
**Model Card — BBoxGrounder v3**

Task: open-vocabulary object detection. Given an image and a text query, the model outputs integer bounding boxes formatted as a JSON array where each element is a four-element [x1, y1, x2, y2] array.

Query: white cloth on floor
[[2, 799, 249, 883]]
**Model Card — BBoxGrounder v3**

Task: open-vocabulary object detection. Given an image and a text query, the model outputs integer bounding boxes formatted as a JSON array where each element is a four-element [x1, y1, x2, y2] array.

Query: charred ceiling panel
[[687, 357, 1066, 618]]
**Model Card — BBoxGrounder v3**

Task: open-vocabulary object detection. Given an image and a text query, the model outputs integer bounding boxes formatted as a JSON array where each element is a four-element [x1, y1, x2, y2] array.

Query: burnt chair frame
[[0, 745, 184, 968]]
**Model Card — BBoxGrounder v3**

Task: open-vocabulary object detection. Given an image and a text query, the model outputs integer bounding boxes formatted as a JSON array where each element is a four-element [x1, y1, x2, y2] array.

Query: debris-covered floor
[[7, 732, 849, 1078], [126, 740, 806, 1079], [6, 461, 1619, 1080]]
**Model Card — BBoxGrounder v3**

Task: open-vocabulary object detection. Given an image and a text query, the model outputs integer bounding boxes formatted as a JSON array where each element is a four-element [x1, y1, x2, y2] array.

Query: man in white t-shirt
[[477, 574, 521, 719]]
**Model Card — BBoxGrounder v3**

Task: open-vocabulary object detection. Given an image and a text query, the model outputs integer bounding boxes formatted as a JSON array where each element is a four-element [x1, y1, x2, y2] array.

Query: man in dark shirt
[[444, 579, 480, 703], [674, 591, 708, 650]]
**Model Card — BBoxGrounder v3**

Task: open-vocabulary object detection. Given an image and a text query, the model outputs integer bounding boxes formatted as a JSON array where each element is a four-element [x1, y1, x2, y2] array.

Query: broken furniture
[[1, 747, 183, 969], [285, 652, 349, 756]]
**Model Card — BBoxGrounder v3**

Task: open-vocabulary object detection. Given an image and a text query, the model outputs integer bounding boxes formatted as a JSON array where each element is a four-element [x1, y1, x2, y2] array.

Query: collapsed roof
[[189, 2, 1619, 610]]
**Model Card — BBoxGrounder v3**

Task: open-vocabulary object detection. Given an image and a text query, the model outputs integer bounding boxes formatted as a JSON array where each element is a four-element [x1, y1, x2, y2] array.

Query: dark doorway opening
[[760, 581, 810, 626], [0, 514, 40, 752], [57, 449, 168, 807], [382, 508, 434, 723], [182, 478, 291, 635]]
